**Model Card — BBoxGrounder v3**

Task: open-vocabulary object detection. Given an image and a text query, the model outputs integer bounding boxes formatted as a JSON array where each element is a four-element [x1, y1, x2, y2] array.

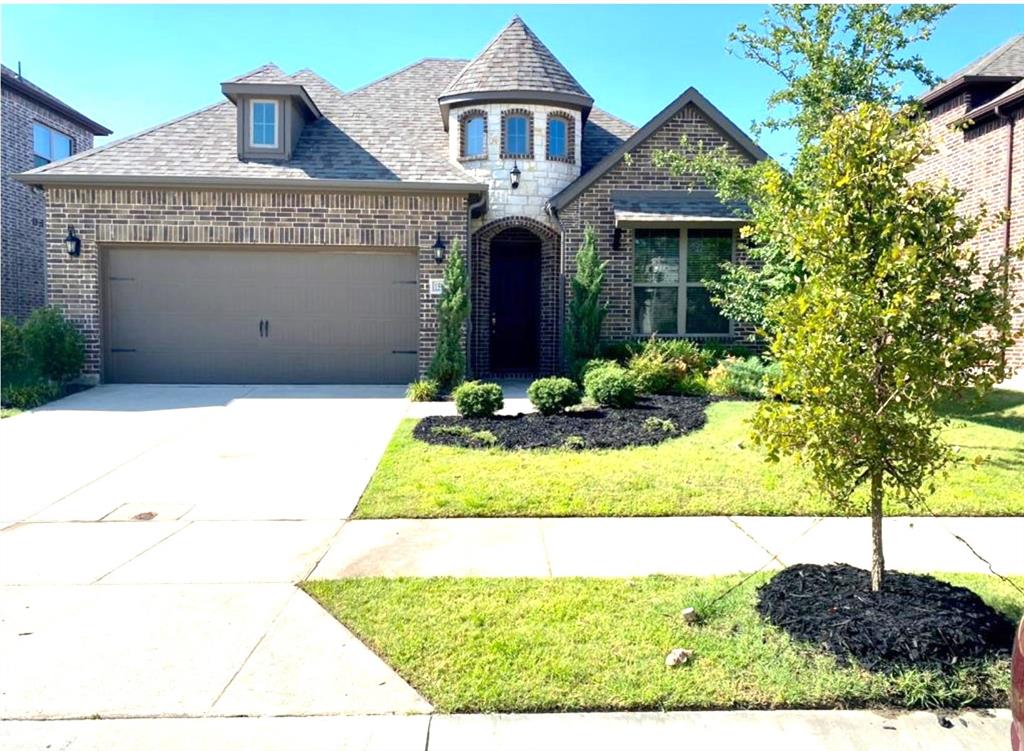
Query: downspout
[[466, 192, 487, 378], [995, 104, 1015, 374], [545, 201, 566, 373]]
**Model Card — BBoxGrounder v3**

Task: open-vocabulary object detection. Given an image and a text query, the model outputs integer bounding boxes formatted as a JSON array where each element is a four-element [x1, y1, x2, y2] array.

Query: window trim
[[500, 109, 534, 159], [459, 109, 488, 161], [249, 98, 280, 149], [32, 122, 73, 167], [546, 112, 575, 164], [631, 224, 736, 338]]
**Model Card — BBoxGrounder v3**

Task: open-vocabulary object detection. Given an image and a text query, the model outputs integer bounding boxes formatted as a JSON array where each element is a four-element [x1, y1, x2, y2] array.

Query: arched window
[[501, 110, 533, 159], [461, 114, 486, 159], [546, 112, 575, 163]]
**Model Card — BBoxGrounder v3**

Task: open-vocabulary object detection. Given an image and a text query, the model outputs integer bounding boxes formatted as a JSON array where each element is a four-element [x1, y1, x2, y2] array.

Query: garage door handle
[[259, 320, 265, 337], [265, 320, 270, 338]]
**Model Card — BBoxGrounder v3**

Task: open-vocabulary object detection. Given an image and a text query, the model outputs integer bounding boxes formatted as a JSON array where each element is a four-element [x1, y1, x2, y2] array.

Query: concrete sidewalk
[[312, 515, 1024, 578], [0, 709, 1010, 750]]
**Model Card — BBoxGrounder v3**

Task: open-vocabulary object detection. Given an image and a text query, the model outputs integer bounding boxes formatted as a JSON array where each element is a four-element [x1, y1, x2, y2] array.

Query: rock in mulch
[[414, 395, 709, 450], [756, 563, 1016, 672]]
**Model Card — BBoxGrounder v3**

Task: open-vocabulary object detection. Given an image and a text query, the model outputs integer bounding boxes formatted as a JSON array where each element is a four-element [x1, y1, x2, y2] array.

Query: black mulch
[[413, 395, 710, 450], [756, 563, 1016, 672]]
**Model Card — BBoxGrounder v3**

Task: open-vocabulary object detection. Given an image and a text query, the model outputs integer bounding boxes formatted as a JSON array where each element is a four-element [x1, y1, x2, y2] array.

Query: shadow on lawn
[[940, 389, 1024, 433]]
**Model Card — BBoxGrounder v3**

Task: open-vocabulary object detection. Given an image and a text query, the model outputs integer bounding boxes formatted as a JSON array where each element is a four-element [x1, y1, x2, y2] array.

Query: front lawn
[[303, 573, 1023, 712], [355, 389, 1024, 518]]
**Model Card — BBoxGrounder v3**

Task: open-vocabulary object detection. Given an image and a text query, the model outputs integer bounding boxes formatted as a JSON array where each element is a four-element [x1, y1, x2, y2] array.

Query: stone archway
[[471, 216, 560, 377]]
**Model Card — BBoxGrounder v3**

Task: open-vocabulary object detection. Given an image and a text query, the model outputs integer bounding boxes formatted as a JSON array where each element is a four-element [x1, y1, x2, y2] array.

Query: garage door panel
[[106, 248, 418, 384]]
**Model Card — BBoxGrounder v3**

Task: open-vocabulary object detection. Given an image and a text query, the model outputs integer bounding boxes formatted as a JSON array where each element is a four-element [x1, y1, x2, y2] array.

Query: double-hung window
[[633, 227, 733, 336], [463, 115, 485, 158], [250, 99, 279, 149], [33, 123, 72, 167], [547, 117, 567, 159], [504, 115, 528, 157]]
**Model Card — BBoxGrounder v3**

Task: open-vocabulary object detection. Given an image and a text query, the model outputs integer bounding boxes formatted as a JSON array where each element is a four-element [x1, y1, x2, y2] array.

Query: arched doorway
[[489, 227, 542, 373]]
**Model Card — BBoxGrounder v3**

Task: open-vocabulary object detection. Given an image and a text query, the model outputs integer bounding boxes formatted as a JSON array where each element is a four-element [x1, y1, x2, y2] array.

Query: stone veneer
[[555, 103, 759, 347], [43, 187, 470, 380], [449, 102, 582, 231], [1, 85, 97, 322], [913, 92, 1024, 374]]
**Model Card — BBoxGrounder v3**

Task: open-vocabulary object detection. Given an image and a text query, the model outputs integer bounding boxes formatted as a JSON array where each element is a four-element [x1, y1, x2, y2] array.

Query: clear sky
[[2, 4, 1022, 161]]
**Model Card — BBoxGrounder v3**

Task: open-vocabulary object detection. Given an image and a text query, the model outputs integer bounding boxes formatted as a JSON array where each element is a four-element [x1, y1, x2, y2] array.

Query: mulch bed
[[756, 563, 1016, 672], [413, 395, 709, 450]]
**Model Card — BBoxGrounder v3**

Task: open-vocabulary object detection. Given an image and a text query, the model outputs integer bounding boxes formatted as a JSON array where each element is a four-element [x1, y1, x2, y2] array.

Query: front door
[[489, 234, 541, 374]]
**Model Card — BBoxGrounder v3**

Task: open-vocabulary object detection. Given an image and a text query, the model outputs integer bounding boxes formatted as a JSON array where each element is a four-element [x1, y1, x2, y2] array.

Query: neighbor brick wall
[[43, 187, 469, 380], [558, 103, 759, 350], [914, 92, 1024, 374], [1, 85, 95, 322]]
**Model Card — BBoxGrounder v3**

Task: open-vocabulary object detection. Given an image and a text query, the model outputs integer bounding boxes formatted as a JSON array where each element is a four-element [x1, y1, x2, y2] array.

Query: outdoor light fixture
[[64, 226, 81, 257], [510, 161, 521, 190], [432, 233, 447, 264]]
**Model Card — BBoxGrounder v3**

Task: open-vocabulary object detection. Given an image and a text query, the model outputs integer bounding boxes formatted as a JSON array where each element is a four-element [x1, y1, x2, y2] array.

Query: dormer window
[[459, 110, 487, 160], [250, 100, 279, 149], [546, 112, 575, 164], [501, 109, 533, 159]]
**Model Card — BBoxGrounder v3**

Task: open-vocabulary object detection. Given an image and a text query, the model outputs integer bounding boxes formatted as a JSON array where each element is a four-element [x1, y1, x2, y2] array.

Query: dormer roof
[[220, 62, 322, 121], [920, 34, 1024, 107], [438, 16, 593, 125]]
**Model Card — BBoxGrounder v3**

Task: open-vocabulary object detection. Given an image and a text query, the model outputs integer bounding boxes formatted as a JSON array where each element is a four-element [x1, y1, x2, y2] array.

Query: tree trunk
[[870, 470, 885, 592]]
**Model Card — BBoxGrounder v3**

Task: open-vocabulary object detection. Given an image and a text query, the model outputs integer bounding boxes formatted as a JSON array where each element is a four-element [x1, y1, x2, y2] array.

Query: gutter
[[12, 173, 489, 195], [465, 192, 487, 377], [995, 104, 1016, 374], [545, 201, 566, 371]]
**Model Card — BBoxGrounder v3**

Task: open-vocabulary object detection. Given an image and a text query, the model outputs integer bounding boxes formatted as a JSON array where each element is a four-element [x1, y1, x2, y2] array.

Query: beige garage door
[[106, 247, 418, 384]]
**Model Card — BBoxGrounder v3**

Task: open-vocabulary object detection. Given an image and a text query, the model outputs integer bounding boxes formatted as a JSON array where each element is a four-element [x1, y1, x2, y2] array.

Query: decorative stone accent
[[545, 111, 576, 164]]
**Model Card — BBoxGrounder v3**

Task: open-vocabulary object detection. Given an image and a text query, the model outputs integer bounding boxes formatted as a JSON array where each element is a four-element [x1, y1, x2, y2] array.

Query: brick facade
[[43, 187, 469, 380], [914, 93, 1024, 374], [1, 85, 96, 322], [556, 103, 759, 347]]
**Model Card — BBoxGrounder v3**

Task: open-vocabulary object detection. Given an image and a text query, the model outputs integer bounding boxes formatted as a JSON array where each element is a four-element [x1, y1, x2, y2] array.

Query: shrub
[[701, 341, 755, 363], [564, 226, 608, 379], [453, 381, 503, 418], [1, 380, 61, 410], [643, 416, 677, 434], [562, 435, 586, 451], [707, 356, 771, 398], [1, 318, 30, 383], [21, 307, 85, 383], [406, 379, 440, 402], [426, 239, 470, 392], [527, 377, 581, 416], [583, 363, 636, 408], [430, 424, 498, 446], [579, 358, 618, 382], [677, 374, 710, 396], [627, 348, 677, 395]]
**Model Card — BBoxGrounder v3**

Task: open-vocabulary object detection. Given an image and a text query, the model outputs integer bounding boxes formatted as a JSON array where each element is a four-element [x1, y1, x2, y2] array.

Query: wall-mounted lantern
[[432, 233, 447, 264], [510, 161, 521, 190], [64, 226, 81, 257]]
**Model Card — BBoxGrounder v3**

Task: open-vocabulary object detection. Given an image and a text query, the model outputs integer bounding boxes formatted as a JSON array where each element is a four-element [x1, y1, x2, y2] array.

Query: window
[[547, 118, 567, 160], [462, 114, 486, 158], [32, 123, 72, 167], [504, 115, 529, 157], [633, 227, 732, 335], [250, 99, 278, 148]]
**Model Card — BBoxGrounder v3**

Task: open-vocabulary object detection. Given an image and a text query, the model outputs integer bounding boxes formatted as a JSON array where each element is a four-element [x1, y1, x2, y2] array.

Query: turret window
[[501, 109, 534, 159], [459, 110, 488, 160], [546, 112, 575, 163]]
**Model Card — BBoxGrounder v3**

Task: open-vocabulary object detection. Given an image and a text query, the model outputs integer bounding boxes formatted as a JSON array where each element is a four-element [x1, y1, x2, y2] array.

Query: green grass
[[355, 390, 1024, 518], [304, 573, 1022, 712], [0, 408, 21, 419]]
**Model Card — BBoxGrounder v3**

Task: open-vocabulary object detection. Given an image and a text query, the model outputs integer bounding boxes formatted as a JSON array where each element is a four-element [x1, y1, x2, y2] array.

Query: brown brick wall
[[559, 103, 759, 352], [1, 85, 96, 322], [43, 187, 469, 380], [914, 92, 1024, 374]]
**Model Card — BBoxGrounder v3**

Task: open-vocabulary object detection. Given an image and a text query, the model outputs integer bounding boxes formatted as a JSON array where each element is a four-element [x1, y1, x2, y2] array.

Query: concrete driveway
[[0, 385, 430, 721]]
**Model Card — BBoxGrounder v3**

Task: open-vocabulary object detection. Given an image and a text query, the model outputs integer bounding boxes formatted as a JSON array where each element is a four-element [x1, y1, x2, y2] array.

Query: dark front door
[[489, 232, 541, 373]]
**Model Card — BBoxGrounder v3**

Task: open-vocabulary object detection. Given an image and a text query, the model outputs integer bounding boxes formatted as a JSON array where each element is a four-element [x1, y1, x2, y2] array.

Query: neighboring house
[[1, 64, 111, 322], [915, 34, 1024, 374], [15, 17, 764, 385]]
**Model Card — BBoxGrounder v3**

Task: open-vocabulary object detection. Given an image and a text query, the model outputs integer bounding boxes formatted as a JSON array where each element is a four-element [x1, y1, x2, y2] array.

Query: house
[[15, 17, 764, 385], [1, 64, 111, 322], [915, 34, 1024, 374]]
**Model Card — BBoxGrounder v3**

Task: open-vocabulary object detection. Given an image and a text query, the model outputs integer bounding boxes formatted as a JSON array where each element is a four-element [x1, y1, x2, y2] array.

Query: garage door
[[105, 247, 418, 384]]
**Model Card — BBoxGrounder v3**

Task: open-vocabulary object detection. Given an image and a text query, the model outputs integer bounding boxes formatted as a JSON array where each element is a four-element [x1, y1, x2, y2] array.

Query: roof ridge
[[24, 100, 228, 176], [225, 62, 285, 83], [977, 33, 1024, 75], [443, 17, 522, 94], [590, 106, 637, 132], [289, 68, 346, 98], [344, 58, 468, 99], [951, 33, 1024, 79]]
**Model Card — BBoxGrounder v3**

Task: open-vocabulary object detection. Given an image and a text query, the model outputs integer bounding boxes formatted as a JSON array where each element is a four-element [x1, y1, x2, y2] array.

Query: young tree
[[751, 103, 1020, 591], [655, 4, 951, 335], [426, 238, 470, 392], [563, 226, 608, 379]]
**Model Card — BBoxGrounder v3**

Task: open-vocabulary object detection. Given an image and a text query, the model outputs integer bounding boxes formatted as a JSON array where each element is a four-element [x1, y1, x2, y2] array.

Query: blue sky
[[2, 4, 1021, 160]]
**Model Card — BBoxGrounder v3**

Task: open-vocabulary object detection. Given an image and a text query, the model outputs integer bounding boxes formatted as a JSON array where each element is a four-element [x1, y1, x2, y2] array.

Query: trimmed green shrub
[[583, 363, 636, 408], [564, 226, 608, 379], [21, 307, 84, 383], [527, 377, 581, 416], [426, 239, 470, 392], [701, 341, 755, 363], [406, 379, 440, 402], [677, 374, 710, 396], [453, 381, 503, 418], [1, 380, 60, 410], [1, 317, 30, 384], [707, 356, 771, 398]]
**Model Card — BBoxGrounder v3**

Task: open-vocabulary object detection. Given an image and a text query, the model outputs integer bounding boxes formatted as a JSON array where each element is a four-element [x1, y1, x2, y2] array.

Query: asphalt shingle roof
[[26, 56, 631, 185], [922, 34, 1024, 103], [442, 16, 590, 101], [611, 190, 749, 222], [0, 64, 111, 135]]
